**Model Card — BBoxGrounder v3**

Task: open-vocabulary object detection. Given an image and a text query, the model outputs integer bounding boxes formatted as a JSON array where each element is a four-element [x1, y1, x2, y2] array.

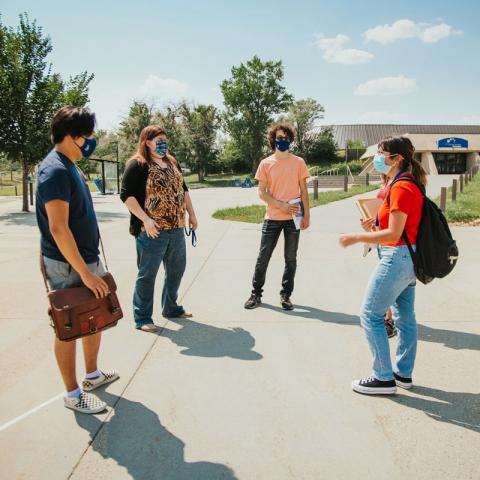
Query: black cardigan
[[120, 159, 189, 237]]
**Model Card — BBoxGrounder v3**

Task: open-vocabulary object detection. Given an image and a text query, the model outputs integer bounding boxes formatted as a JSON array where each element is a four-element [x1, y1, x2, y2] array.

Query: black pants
[[252, 219, 300, 297]]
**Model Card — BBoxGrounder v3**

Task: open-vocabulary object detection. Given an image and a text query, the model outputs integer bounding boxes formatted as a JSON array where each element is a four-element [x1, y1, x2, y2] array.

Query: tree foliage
[[221, 56, 293, 174], [0, 13, 93, 211]]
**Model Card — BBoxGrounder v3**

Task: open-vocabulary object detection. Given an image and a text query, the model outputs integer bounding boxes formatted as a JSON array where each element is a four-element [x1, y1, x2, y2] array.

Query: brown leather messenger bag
[[40, 236, 123, 342]]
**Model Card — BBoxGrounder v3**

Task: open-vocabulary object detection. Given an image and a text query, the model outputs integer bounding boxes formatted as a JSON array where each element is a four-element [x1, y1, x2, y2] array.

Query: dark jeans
[[251, 219, 300, 297], [133, 229, 186, 328]]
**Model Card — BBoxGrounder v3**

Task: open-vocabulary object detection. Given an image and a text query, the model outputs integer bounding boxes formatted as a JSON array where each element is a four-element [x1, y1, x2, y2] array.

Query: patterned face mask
[[155, 141, 168, 157]]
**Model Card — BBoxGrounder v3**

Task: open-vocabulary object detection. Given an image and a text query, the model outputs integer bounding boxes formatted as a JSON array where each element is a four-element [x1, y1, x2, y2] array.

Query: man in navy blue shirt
[[36, 106, 119, 414]]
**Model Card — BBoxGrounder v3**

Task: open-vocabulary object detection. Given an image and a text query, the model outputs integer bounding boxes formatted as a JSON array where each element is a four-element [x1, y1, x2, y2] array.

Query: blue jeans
[[133, 229, 186, 328], [360, 245, 417, 381], [252, 219, 300, 296]]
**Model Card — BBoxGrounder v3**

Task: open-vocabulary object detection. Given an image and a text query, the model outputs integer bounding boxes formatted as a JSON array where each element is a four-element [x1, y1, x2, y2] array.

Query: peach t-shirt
[[255, 154, 310, 220]]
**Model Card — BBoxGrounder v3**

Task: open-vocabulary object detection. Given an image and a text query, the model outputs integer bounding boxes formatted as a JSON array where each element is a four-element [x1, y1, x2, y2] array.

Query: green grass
[[438, 174, 480, 223], [212, 184, 378, 224], [184, 172, 253, 188]]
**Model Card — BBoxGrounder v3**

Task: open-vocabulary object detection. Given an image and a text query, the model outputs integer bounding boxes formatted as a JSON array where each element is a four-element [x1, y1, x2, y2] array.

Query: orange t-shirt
[[377, 175, 423, 246], [255, 154, 310, 220]]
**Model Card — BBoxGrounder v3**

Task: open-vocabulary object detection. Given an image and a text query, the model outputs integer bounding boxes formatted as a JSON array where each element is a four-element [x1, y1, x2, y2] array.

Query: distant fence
[[438, 165, 479, 212]]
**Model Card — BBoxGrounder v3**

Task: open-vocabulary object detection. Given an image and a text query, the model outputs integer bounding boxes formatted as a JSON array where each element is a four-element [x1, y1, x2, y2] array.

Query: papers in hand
[[356, 197, 383, 257], [288, 197, 303, 230], [355, 197, 383, 222]]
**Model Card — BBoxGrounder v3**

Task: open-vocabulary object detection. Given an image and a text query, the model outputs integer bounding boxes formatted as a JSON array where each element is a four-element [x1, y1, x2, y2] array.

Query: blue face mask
[[373, 154, 391, 174], [155, 141, 168, 157], [275, 139, 290, 152], [76, 136, 97, 158]]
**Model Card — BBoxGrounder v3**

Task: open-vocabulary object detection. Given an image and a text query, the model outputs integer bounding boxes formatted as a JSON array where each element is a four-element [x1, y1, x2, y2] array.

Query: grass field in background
[[438, 174, 480, 223], [184, 172, 253, 188], [212, 184, 378, 224]]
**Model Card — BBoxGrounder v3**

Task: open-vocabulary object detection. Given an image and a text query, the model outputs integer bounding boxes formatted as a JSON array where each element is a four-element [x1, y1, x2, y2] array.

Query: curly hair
[[268, 122, 296, 151]]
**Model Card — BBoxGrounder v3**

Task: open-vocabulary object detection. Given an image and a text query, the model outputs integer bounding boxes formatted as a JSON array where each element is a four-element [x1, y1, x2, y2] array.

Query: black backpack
[[388, 176, 459, 284]]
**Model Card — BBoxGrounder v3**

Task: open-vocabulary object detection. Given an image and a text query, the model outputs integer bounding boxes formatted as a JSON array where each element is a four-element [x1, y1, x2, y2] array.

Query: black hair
[[51, 106, 96, 144]]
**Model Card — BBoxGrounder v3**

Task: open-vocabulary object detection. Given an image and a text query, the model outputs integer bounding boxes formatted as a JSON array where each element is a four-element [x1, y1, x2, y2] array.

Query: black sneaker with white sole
[[352, 375, 397, 395], [280, 295, 293, 311], [244, 293, 261, 309], [394, 372, 413, 389]]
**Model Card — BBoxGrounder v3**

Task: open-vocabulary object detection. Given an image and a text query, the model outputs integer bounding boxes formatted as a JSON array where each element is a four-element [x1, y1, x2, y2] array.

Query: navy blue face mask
[[275, 139, 290, 152], [75, 136, 97, 158]]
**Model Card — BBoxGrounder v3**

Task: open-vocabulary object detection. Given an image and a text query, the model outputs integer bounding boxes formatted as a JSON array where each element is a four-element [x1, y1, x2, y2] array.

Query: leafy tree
[[217, 137, 249, 173], [221, 56, 293, 174], [153, 102, 190, 166], [304, 126, 338, 165], [179, 103, 220, 182], [346, 139, 365, 149], [286, 98, 324, 159], [0, 13, 93, 211], [118, 101, 153, 164]]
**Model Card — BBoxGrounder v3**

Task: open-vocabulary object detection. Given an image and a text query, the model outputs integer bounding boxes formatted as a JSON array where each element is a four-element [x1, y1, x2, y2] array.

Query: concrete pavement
[[0, 184, 478, 479]]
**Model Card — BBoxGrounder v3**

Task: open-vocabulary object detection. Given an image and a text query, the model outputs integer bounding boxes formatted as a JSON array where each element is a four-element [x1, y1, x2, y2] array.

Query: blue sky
[[1, 0, 479, 130]]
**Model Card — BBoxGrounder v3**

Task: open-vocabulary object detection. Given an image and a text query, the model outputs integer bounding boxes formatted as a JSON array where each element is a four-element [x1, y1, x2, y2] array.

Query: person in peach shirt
[[244, 123, 310, 311]]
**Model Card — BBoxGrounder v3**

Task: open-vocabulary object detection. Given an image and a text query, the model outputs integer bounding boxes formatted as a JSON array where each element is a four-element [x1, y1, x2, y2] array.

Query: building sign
[[437, 137, 468, 149]]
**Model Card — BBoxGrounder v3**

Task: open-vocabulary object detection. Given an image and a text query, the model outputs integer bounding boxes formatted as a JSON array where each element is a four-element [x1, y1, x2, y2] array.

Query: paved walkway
[[0, 183, 478, 480]]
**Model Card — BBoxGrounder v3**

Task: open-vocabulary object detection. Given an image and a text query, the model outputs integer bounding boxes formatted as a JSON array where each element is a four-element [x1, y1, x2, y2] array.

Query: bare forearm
[[259, 190, 282, 208], [184, 192, 196, 217], [350, 229, 401, 245], [300, 187, 310, 217], [124, 197, 149, 222], [50, 226, 90, 276]]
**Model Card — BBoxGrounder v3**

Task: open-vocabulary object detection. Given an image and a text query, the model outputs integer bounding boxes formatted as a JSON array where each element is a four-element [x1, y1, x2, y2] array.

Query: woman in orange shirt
[[340, 136, 427, 395]]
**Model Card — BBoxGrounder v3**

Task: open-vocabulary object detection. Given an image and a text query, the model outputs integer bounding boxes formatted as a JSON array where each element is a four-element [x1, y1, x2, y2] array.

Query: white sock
[[67, 387, 81, 398], [85, 369, 101, 379]]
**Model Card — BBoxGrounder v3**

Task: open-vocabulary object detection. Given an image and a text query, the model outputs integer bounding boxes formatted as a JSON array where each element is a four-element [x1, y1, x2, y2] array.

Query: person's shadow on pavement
[[263, 304, 480, 352], [390, 385, 480, 434], [157, 317, 263, 361], [74, 390, 238, 480]]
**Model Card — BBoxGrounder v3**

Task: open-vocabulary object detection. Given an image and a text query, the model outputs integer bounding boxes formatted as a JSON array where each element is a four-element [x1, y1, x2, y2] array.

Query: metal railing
[[308, 166, 340, 177]]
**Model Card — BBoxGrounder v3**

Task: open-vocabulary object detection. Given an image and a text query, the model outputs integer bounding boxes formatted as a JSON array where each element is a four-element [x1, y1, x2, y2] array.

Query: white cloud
[[354, 75, 417, 96], [359, 111, 408, 123], [313, 33, 374, 65], [139, 75, 189, 97], [421, 23, 461, 43], [365, 19, 462, 44]]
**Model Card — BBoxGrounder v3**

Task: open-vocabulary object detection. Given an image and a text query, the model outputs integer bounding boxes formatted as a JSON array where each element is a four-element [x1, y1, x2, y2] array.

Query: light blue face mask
[[373, 153, 391, 174]]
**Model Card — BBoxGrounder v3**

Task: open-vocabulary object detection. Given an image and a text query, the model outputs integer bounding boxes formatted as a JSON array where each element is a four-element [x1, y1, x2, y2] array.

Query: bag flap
[[48, 273, 117, 311]]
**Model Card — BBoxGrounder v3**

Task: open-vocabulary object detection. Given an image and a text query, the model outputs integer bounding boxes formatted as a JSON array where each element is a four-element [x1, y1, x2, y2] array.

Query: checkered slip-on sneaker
[[82, 370, 119, 392], [64, 392, 107, 414]]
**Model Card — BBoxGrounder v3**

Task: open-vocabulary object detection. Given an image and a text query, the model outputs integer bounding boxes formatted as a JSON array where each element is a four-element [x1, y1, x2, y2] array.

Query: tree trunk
[[22, 160, 29, 212], [198, 167, 205, 182]]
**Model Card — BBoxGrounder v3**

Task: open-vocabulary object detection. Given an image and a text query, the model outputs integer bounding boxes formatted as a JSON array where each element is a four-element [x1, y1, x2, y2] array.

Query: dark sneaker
[[244, 293, 261, 309], [352, 375, 397, 395], [280, 295, 293, 311], [384, 317, 397, 338], [394, 372, 413, 390]]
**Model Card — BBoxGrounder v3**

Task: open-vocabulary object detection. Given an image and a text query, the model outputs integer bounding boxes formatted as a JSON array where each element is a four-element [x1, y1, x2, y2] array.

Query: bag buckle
[[88, 315, 97, 334]]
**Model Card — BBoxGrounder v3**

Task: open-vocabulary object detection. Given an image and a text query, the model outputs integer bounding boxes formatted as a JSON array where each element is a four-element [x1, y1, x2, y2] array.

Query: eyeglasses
[[276, 136, 289, 141], [377, 151, 398, 159]]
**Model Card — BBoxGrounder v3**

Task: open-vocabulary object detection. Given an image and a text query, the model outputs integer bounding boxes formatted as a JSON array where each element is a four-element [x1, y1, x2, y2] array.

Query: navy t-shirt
[[35, 150, 100, 264]]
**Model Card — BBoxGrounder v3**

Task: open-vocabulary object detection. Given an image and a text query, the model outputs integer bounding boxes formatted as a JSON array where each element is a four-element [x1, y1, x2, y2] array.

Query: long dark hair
[[378, 136, 427, 186]]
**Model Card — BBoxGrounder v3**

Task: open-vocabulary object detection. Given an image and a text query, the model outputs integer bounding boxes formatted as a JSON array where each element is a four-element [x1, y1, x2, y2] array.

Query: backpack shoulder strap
[[386, 174, 424, 261]]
